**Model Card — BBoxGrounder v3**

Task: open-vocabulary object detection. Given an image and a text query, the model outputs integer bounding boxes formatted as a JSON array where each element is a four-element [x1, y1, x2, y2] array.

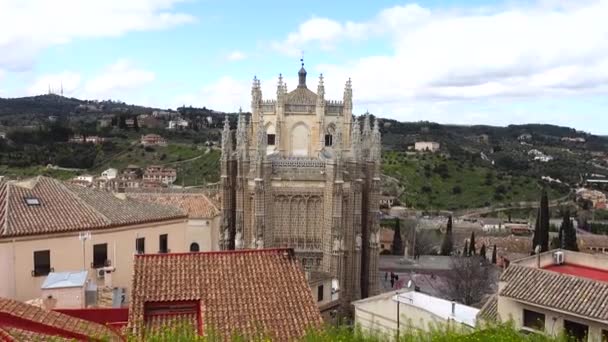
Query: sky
[[1, 0, 608, 134]]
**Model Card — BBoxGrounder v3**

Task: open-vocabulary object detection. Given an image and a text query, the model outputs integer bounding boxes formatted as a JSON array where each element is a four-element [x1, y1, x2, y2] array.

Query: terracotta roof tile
[[500, 264, 608, 321], [0, 176, 186, 237], [126, 193, 220, 219], [477, 295, 498, 322], [128, 248, 322, 341], [0, 297, 120, 340]]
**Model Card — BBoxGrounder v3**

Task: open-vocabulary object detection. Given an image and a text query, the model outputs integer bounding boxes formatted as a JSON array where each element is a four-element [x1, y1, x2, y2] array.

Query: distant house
[[379, 228, 394, 254], [379, 195, 396, 208], [142, 165, 177, 185], [101, 168, 118, 180], [576, 188, 607, 209], [127, 249, 323, 340], [478, 250, 608, 340], [414, 141, 440, 152], [561, 137, 586, 143], [528, 149, 553, 162], [125, 118, 135, 128], [167, 118, 189, 130], [140, 134, 167, 147], [481, 218, 503, 231], [69, 174, 95, 187], [69, 135, 105, 144], [518, 133, 532, 141]]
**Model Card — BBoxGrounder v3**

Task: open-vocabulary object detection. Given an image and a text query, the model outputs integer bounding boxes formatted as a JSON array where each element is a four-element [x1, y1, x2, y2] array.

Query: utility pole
[[79, 231, 91, 270]]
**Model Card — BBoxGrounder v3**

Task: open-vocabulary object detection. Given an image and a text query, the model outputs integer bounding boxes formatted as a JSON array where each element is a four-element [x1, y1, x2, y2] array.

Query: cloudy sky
[[1, 0, 608, 133]]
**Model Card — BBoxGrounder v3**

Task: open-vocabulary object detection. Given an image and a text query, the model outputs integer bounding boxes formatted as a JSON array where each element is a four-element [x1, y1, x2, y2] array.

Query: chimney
[[451, 301, 456, 316]]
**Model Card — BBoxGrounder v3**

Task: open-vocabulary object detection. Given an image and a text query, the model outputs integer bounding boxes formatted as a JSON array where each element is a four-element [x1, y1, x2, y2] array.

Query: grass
[[91, 143, 221, 186], [382, 152, 569, 211], [0, 165, 78, 180]]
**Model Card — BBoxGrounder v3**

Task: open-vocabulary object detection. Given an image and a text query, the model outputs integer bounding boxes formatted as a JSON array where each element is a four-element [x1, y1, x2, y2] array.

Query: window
[[190, 243, 200, 252], [317, 285, 324, 302], [33, 250, 51, 276], [602, 330, 608, 342], [324, 134, 333, 146], [136, 237, 145, 254], [93, 243, 108, 268], [267, 134, 276, 146], [523, 309, 545, 331], [159, 234, 168, 253], [564, 320, 588, 342], [24, 197, 41, 206]]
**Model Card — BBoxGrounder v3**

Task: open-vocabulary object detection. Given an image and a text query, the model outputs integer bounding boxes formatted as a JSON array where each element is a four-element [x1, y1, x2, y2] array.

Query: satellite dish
[[407, 280, 412, 288]]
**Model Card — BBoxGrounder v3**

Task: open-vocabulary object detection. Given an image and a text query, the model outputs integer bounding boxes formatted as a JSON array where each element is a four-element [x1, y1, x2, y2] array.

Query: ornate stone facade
[[220, 63, 382, 312]]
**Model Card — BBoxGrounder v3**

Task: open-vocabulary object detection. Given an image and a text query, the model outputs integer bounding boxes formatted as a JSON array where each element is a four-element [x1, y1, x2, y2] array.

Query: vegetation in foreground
[[109, 323, 572, 342]]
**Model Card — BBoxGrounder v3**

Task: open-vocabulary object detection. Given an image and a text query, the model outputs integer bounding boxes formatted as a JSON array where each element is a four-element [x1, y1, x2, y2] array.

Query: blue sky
[[1, 0, 607, 134]]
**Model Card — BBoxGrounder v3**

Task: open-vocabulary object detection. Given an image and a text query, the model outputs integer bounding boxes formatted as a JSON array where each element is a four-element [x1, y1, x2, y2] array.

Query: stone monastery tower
[[219, 62, 382, 308]]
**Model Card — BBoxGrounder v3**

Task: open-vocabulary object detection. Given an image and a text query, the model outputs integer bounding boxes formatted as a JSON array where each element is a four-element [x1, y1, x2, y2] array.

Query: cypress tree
[[562, 210, 579, 251], [491, 244, 497, 264], [463, 240, 469, 257], [480, 244, 487, 260], [440, 216, 454, 256], [392, 218, 404, 255], [469, 231, 476, 256]]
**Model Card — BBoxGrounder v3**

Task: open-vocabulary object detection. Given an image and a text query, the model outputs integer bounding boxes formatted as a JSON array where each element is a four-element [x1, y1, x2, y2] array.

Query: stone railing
[[272, 157, 326, 169]]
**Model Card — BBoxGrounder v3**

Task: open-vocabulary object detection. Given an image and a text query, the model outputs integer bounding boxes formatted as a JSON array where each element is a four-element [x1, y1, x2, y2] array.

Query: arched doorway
[[189, 243, 200, 252], [290, 122, 310, 157]]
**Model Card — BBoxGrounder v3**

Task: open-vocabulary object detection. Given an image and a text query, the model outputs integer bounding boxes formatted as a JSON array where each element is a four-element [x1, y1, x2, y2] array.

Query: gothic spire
[[256, 112, 266, 162], [371, 118, 381, 161], [298, 58, 307, 88], [343, 78, 352, 105], [334, 117, 343, 159], [277, 73, 285, 98], [317, 73, 325, 99], [351, 117, 361, 160], [236, 110, 248, 160], [221, 116, 232, 160]]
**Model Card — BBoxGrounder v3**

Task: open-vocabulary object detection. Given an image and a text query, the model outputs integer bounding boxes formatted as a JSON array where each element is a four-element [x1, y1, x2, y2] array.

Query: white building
[[353, 289, 478, 337], [414, 141, 440, 152], [101, 168, 118, 180], [168, 118, 189, 130]]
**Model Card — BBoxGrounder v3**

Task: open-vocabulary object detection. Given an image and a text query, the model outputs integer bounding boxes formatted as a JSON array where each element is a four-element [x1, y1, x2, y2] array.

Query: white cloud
[[273, 1, 608, 106], [27, 59, 155, 100], [84, 59, 155, 97], [226, 51, 247, 61], [0, 0, 194, 71]]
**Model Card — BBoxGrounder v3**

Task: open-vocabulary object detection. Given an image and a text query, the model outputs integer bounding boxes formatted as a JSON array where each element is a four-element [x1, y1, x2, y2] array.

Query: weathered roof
[[500, 264, 608, 322], [285, 87, 317, 105], [477, 294, 498, 322], [126, 193, 220, 219], [41, 271, 88, 289], [0, 297, 120, 341], [128, 248, 322, 341], [0, 176, 186, 238]]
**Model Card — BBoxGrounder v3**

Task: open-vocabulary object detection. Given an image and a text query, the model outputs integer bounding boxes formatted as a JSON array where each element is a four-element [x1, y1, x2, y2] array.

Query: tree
[[440, 216, 454, 256], [444, 256, 495, 305], [561, 209, 579, 251], [133, 116, 139, 131], [463, 240, 469, 257], [392, 218, 404, 255], [532, 190, 550, 253], [479, 244, 487, 260], [491, 244, 497, 264], [469, 231, 476, 256]]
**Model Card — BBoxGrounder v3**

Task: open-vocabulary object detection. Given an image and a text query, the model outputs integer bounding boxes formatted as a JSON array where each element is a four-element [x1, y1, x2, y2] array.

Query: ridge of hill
[[1, 95, 607, 210]]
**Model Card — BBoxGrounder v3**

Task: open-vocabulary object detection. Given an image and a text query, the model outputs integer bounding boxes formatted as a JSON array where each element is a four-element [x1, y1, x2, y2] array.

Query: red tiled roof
[[126, 193, 220, 219], [0, 177, 187, 238], [128, 249, 323, 341], [0, 297, 120, 341], [543, 264, 608, 282], [500, 264, 608, 322]]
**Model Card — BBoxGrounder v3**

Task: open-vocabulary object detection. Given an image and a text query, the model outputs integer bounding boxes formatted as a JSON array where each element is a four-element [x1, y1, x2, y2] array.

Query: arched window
[[189, 243, 200, 252], [325, 124, 336, 147]]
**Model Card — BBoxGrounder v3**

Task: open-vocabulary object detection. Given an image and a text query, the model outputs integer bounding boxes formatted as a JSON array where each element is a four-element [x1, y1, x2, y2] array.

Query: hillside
[[1, 95, 607, 209]]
